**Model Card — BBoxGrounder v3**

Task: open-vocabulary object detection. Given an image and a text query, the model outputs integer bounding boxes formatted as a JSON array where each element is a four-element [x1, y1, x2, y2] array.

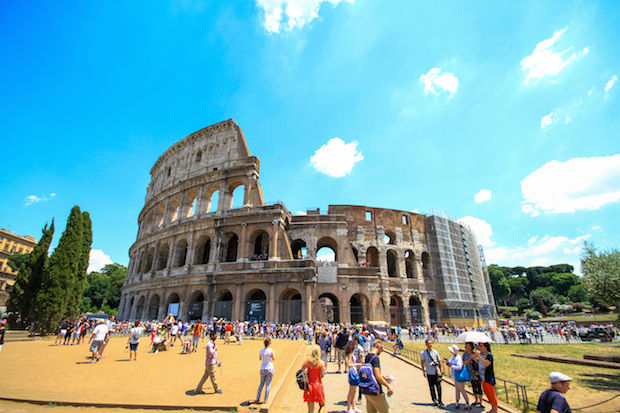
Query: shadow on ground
[[577, 372, 620, 392]]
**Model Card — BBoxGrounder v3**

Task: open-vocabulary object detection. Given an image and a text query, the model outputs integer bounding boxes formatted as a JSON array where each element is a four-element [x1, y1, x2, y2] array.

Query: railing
[[387, 342, 531, 411], [402, 332, 620, 345]]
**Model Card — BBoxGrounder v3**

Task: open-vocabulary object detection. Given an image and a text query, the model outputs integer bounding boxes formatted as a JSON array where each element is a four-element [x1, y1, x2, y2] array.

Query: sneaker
[[464, 405, 472, 411], [432, 401, 438, 406], [456, 404, 460, 409], [354, 409, 362, 413], [215, 389, 223, 394], [438, 402, 445, 407], [194, 389, 206, 394]]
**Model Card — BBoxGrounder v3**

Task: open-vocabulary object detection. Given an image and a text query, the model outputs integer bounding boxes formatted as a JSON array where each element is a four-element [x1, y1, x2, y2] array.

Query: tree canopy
[[581, 242, 620, 307]]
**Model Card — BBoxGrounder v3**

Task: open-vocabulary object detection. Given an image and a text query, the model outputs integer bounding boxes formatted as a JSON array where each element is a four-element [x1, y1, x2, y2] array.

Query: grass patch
[[402, 342, 620, 410], [541, 313, 618, 322]]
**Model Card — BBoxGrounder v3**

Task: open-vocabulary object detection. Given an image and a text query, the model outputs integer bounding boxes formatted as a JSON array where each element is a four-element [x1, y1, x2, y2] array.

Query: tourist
[[473, 342, 498, 413], [302, 346, 326, 413], [195, 332, 222, 394], [462, 342, 484, 407], [55, 320, 68, 345], [191, 321, 203, 352], [318, 331, 329, 366], [170, 321, 179, 346], [359, 340, 393, 413], [421, 338, 444, 407], [536, 372, 572, 413], [0, 319, 6, 354], [127, 321, 143, 361], [344, 341, 362, 413], [99, 316, 114, 358], [444, 344, 471, 410], [335, 327, 349, 373], [88, 319, 108, 363], [255, 337, 275, 404]]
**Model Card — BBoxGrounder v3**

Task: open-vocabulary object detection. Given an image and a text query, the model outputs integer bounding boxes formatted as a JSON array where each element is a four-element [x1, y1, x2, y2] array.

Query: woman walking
[[255, 337, 276, 404], [444, 345, 471, 410], [473, 342, 498, 413], [344, 341, 362, 413], [302, 346, 325, 413], [462, 342, 484, 407]]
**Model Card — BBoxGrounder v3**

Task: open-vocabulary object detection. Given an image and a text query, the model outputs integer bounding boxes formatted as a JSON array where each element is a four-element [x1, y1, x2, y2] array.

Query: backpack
[[131, 329, 141, 342], [296, 368, 308, 390], [358, 355, 381, 395]]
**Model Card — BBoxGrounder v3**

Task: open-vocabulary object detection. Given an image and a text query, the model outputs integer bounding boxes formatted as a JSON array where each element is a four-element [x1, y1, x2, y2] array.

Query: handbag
[[455, 366, 471, 382]]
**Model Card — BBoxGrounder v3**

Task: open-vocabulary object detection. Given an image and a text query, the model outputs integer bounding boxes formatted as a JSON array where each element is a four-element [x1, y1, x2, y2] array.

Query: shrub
[[525, 310, 542, 320], [501, 311, 513, 318], [569, 302, 585, 312]]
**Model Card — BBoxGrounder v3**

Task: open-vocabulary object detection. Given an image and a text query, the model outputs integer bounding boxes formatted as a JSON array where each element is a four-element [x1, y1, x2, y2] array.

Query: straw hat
[[448, 344, 460, 354]]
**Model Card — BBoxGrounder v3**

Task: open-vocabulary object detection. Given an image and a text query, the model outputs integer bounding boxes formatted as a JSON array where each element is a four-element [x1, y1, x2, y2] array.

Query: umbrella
[[456, 331, 493, 343]]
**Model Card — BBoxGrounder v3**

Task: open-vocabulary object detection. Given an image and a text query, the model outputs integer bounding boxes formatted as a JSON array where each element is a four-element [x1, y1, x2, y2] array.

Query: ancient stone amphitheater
[[118, 120, 496, 327]]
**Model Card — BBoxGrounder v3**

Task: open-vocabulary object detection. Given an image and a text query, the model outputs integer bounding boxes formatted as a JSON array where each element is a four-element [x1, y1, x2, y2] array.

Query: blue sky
[[1, 0, 618, 274]]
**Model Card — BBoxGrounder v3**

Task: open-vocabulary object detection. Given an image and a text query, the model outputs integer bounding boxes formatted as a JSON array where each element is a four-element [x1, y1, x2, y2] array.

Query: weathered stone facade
[[119, 120, 496, 327]]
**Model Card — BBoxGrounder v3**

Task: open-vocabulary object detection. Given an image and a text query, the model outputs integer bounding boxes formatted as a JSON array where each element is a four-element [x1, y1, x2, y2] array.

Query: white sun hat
[[549, 372, 572, 383]]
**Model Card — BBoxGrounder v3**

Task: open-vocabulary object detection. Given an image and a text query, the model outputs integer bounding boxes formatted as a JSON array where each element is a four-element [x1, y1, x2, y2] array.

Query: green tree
[[581, 242, 620, 308], [66, 212, 92, 318], [6, 221, 54, 328], [552, 273, 580, 297], [516, 297, 531, 313], [35, 207, 85, 333], [80, 264, 127, 313], [530, 287, 556, 315], [507, 276, 529, 297], [488, 265, 511, 300]]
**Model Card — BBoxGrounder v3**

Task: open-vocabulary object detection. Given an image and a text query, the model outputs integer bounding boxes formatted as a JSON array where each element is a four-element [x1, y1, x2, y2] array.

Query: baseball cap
[[549, 372, 572, 383]]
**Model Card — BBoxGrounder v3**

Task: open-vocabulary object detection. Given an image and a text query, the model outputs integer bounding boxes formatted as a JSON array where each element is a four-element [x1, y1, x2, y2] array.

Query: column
[[234, 283, 243, 321], [269, 282, 276, 322], [421, 297, 431, 327], [201, 299, 210, 321], [305, 282, 312, 321], [270, 219, 281, 260], [186, 229, 196, 268], [196, 185, 206, 215], [415, 257, 424, 282], [239, 223, 248, 262]]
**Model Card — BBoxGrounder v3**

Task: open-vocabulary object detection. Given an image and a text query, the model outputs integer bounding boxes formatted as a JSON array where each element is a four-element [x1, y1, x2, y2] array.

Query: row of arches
[[388, 295, 440, 326]]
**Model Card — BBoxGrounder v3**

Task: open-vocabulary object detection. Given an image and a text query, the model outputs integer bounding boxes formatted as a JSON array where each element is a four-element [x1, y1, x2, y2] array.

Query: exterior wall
[[0, 229, 37, 312], [120, 120, 497, 326]]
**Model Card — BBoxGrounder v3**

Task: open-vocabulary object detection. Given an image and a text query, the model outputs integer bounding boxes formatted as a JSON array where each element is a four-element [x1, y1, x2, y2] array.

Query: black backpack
[[296, 368, 308, 390]]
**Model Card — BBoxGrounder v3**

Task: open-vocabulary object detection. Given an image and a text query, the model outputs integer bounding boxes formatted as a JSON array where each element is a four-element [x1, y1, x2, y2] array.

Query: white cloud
[[255, 0, 353, 33], [24, 192, 56, 206], [419, 68, 459, 98], [87, 249, 113, 273], [540, 111, 559, 130], [474, 189, 492, 203], [591, 225, 601, 231], [295, 210, 307, 215], [310, 137, 363, 177], [604, 75, 617, 94], [521, 27, 588, 85], [484, 234, 590, 274], [458, 216, 494, 247], [521, 155, 620, 216]]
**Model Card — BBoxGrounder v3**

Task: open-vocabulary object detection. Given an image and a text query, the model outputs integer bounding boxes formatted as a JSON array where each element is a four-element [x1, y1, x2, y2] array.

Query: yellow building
[[0, 229, 37, 313]]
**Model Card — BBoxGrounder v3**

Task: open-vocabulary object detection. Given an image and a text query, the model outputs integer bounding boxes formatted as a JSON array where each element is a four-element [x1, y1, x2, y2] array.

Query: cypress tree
[[35, 206, 84, 333], [6, 221, 54, 328], [66, 211, 92, 317]]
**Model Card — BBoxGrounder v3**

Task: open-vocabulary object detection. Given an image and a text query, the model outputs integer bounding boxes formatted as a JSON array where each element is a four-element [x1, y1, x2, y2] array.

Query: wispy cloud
[[521, 27, 588, 85], [87, 249, 113, 273], [540, 111, 559, 130], [420, 68, 459, 98], [604, 75, 617, 94], [24, 193, 56, 206], [474, 189, 492, 203], [255, 0, 353, 34], [310, 137, 363, 177]]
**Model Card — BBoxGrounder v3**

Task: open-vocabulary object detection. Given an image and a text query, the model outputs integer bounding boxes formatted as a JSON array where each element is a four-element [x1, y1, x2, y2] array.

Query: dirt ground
[[0, 335, 305, 412]]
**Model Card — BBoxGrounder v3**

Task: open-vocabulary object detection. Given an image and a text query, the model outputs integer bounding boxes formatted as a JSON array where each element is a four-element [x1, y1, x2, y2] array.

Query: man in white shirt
[[127, 322, 144, 361], [88, 320, 109, 363]]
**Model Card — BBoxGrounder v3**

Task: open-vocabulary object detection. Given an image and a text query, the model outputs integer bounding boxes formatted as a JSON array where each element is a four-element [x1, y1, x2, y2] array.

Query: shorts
[[60, 329, 67, 336], [129, 342, 139, 351], [471, 378, 482, 395], [90, 340, 103, 353], [337, 349, 345, 360]]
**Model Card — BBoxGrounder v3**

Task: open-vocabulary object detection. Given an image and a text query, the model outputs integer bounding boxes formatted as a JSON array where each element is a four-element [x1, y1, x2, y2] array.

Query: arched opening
[[166, 293, 180, 319], [292, 239, 307, 259], [156, 203, 165, 227], [384, 230, 396, 245], [147, 294, 160, 320], [352, 246, 359, 263], [429, 299, 439, 324], [250, 230, 269, 260], [156, 244, 169, 271], [173, 239, 188, 267], [144, 248, 154, 273], [230, 183, 245, 209], [214, 290, 233, 320], [129, 296, 135, 319], [350, 293, 368, 324], [422, 252, 431, 278], [195, 151, 202, 163], [188, 291, 205, 321], [409, 296, 422, 325], [317, 237, 338, 262], [224, 233, 238, 262], [279, 289, 302, 323], [194, 236, 211, 265], [185, 192, 198, 218], [169, 198, 180, 222], [366, 246, 379, 267], [135, 296, 145, 320], [390, 295, 404, 326], [405, 250, 415, 278], [246, 289, 267, 322], [207, 189, 219, 213], [318, 293, 340, 323], [387, 249, 398, 277]]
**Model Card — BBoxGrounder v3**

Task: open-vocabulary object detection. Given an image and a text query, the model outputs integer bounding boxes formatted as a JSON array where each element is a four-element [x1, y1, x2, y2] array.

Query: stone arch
[[390, 295, 404, 326], [173, 239, 188, 267], [185, 192, 198, 218], [384, 230, 396, 245], [168, 198, 181, 222], [279, 288, 302, 323], [187, 290, 205, 321], [387, 249, 398, 277], [194, 236, 211, 265], [250, 229, 269, 260], [318, 293, 340, 323], [404, 250, 415, 278], [366, 246, 379, 267], [156, 203, 166, 227], [195, 150, 202, 163], [144, 248, 155, 273], [166, 292, 181, 319], [292, 239, 307, 259], [147, 294, 160, 320], [214, 289, 233, 320], [422, 252, 431, 278], [128, 296, 135, 319], [317, 236, 338, 262], [245, 288, 267, 322], [135, 295, 146, 320], [206, 188, 219, 213], [230, 181, 245, 209], [350, 293, 369, 324], [156, 243, 169, 270], [223, 233, 238, 262], [409, 295, 422, 324]]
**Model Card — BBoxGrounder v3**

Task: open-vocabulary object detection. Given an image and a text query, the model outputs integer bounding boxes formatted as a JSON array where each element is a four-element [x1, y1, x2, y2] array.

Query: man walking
[[195, 332, 222, 394], [88, 319, 108, 363], [421, 338, 444, 407], [335, 326, 349, 373], [359, 340, 394, 413], [536, 372, 572, 413]]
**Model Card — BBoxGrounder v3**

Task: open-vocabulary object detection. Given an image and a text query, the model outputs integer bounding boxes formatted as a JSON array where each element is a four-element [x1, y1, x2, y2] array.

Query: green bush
[[525, 310, 542, 320]]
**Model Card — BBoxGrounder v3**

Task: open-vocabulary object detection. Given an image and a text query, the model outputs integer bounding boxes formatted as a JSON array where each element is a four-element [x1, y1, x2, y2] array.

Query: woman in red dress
[[303, 347, 326, 413]]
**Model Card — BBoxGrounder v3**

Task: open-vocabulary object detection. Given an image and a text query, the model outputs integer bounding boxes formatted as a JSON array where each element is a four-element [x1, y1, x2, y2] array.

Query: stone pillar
[[234, 283, 243, 321], [166, 238, 175, 276], [269, 282, 276, 322], [415, 256, 424, 282], [197, 185, 206, 215], [186, 230, 196, 268], [179, 300, 189, 322], [239, 223, 248, 262], [305, 282, 312, 321], [379, 250, 388, 279], [421, 297, 431, 327], [157, 294, 167, 321], [270, 219, 281, 260], [218, 185, 233, 211], [395, 250, 405, 279], [201, 299, 210, 321]]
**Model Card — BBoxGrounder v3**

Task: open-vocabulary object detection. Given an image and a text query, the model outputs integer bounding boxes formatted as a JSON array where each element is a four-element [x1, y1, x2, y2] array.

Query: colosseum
[[118, 119, 497, 328]]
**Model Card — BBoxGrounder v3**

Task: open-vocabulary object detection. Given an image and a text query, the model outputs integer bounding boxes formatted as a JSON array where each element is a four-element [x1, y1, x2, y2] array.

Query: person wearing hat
[[444, 345, 471, 410], [536, 372, 572, 413]]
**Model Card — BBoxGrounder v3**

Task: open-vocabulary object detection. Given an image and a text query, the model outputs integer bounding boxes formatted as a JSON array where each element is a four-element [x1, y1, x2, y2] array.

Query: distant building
[[0, 229, 37, 312], [119, 120, 497, 327]]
